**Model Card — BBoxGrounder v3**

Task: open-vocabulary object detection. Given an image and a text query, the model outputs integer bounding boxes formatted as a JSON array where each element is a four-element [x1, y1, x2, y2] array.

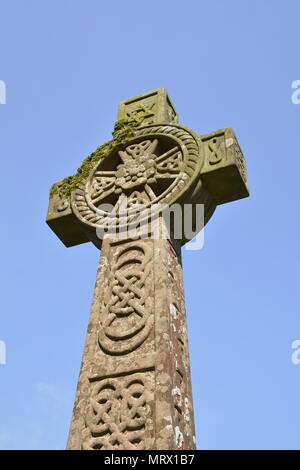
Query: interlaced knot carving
[[98, 241, 153, 355], [83, 373, 154, 450]]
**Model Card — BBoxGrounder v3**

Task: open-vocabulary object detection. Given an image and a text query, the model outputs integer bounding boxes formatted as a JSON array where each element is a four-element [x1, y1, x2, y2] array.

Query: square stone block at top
[[46, 185, 89, 247], [117, 87, 179, 126]]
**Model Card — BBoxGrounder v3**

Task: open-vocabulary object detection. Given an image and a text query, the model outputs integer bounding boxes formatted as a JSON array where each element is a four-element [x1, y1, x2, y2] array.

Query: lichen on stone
[[49, 115, 146, 201]]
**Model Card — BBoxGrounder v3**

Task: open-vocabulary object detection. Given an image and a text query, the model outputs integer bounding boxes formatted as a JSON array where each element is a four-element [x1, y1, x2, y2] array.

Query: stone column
[[67, 229, 195, 450]]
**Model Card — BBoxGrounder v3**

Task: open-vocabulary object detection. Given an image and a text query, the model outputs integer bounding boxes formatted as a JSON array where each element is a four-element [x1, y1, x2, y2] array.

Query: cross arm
[[46, 179, 89, 247], [199, 127, 249, 205]]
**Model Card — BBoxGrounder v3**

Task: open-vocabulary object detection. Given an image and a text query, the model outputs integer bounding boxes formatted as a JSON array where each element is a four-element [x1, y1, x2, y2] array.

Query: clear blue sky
[[0, 0, 300, 450]]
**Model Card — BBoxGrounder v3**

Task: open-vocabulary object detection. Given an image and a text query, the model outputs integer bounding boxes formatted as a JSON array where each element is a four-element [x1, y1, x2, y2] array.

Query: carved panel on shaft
[[83, 371, 155, 450], [98, 240, 154, 355]]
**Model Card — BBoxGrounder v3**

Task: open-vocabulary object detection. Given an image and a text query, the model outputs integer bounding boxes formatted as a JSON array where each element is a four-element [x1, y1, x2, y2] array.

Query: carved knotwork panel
[[83, 372, 154, 450], [98, 240, 154, 355], [124, 101, 156, 126]]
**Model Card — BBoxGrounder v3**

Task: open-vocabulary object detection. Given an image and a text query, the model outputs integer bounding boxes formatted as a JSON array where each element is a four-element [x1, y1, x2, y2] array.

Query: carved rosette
[[71, 124, 215, 247]]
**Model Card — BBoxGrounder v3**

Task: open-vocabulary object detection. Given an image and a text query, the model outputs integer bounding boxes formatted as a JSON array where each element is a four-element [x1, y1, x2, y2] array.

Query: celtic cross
[[46, 88, 249, 450]]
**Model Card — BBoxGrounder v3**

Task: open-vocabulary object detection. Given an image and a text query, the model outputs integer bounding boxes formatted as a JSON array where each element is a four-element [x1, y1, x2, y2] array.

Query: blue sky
[[0, 0, 300, 450]]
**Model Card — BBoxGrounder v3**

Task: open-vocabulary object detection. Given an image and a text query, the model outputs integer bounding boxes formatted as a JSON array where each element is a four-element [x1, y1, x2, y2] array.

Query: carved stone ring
[[72, 124, 212, 244]]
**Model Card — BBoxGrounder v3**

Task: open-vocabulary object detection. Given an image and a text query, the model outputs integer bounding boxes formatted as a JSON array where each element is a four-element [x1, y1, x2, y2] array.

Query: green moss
[[50, 116, 144, 201]]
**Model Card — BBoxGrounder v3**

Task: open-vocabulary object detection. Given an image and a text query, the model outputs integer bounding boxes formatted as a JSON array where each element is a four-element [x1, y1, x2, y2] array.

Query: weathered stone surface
[[117, 87, 178, 126], [46, 89, 248, 249], [46, 179, 88, 247], [67, 232, 195, 450], [200, 127, 249, 204], [46, 88, 249, 450], [71, 124, 215, 249]]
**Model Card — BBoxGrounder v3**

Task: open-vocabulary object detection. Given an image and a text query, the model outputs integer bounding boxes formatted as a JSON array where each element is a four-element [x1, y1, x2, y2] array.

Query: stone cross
[[46, 88, 249, 450]]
